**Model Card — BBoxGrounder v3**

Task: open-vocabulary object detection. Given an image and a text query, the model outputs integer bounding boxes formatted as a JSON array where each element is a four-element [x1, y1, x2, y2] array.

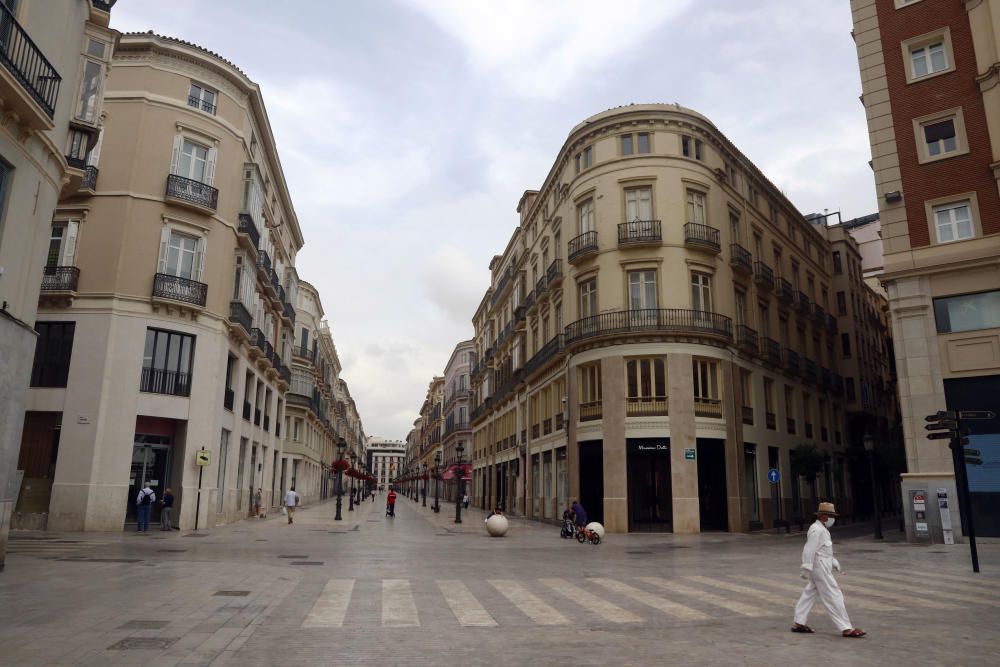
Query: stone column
[[668, 353, 699, 533], [601, 355, 627, 532], [722, 358, 744, 533], [567, 365, 580, 505]]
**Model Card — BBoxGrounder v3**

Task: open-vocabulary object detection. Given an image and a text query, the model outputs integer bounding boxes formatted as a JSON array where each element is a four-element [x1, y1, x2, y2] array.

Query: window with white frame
[[909, 40, 947, 79], [232, 252, 255, 306], [627, 270, 657, 310], [692, 358, 720, 401], [577, 198, 595, 234], [582, 146, 593, 169], [170, 136, 217, 185], [46, 220, 78, 268], [686, 189, 706, 225], [626, 357, 666, 405], [933, 200, 973, 243], [923, 118, 956, 156], [157, 228, 205, 281], [625, 186, 652, 222], [579, 278, 597, 319], [691, 272, 712, 312], [75, 59, 103, 123], [188, 82, 217, 114]]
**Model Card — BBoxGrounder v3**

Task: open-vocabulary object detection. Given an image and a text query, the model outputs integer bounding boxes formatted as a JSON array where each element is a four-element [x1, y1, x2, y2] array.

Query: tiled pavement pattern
[[1, 497, 998, 666]]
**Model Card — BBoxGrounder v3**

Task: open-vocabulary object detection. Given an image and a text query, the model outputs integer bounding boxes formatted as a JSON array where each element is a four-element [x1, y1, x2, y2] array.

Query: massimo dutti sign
[[628, 440, 669, 454]]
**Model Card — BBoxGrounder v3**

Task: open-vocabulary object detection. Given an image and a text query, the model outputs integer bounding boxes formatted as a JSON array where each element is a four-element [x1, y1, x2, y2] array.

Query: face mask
[[822, 517, 836, 528]]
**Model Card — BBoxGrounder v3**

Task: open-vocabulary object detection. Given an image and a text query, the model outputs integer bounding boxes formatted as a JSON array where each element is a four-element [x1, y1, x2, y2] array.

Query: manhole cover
[[118, 620, 170, 630], [214, 591, 251, 597], [279, 555, 307, 559], [107, 637, 179, 651], [291, 561, 324, 566], [184, 533, 209, 538]]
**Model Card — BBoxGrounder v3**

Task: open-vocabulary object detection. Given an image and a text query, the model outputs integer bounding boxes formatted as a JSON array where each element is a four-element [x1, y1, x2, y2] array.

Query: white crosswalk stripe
[[303, 579, 354, 628], [741, 575, 915, 611], [437, 580, 497, 627], [382, 579, 419, 627], [639, 577, 772, 617], [591, 578, 709, 621], [6, 539, 107, 557], [899, 570, 1000, 590], [489, 579, 569, 625], [540, 578, 642, 624], [685, 575, 793, 608], [848, 573, 1000, 608]]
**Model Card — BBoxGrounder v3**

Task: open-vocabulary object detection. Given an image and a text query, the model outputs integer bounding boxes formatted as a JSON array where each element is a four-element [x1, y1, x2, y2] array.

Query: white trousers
[[793, 561, 853, 631]]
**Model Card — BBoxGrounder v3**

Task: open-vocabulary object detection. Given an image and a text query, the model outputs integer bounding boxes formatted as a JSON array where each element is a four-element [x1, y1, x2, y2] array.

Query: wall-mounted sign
[[767, 469, 781, 484], [196, 449, 211, 466], [684, 448, 696, 461]]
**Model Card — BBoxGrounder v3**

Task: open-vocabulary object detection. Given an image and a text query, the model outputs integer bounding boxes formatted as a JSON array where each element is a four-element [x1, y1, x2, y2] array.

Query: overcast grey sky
[[111, 1, 875, 440]]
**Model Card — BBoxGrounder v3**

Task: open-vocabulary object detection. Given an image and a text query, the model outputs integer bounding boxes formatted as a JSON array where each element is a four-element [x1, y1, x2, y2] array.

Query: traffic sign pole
[[950, 439, 979, 573], [926, 410, 982, 573]]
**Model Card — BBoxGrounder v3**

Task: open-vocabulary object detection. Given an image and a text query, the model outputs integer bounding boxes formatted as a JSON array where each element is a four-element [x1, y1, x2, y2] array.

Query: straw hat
[[815, 502, 839, 516]]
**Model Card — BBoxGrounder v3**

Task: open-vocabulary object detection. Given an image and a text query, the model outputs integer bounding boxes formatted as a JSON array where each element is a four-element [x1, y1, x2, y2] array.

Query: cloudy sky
[[110, 0, 875, 440]]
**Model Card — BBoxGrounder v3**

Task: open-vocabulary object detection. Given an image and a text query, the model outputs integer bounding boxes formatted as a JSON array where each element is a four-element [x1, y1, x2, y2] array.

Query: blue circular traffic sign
[[767, 468, 781, 484]]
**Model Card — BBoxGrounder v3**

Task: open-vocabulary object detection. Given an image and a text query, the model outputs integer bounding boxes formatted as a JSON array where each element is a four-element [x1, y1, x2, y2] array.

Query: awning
[[440, 463, 472, 481]]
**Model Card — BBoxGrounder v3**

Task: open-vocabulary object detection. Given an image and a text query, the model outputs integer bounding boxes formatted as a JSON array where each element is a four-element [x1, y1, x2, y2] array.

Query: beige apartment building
[[1, 0, 116, 567], [367, 436, 405, 491], [852, 0, 1000, 539], [15, 31, 305, 533], [469, 103, 895, 534], [441, 340, 474, 502]]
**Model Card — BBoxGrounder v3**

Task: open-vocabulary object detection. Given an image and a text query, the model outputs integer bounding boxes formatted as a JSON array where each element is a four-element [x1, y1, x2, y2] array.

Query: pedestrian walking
[[371, 489, 375, 502], [135, 482, 155, 532], [254, 488, 263, 518], [791, 502, 866, 638], [462, 493, 469, 510], [159, 487, 174, 531], [284, 486, 299, 525], [386, 488, 397, 517]]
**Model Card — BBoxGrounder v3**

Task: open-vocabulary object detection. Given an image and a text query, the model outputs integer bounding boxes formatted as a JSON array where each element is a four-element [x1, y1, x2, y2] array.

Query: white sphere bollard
[[586, 522, 605, 539], [485, 514, 509, 537]]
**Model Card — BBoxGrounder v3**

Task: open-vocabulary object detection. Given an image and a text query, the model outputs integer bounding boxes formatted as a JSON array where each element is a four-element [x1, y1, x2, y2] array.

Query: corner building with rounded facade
[[471, 104, 864, 533]]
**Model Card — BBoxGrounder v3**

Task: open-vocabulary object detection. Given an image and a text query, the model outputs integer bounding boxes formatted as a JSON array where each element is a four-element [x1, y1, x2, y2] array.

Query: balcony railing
[[80, 165, 98, 191], [293, 345, 315, 362], [223, 388, 234, 411], [140, 367, 191, 397], [243, 401, 252, 421], [787, 418, 797, 434], [228, 300, 252, 333], [277, 362, 291, 384], [0, 2, 61, 118], [250, 328, 267, 354], [761, 337, 781, 365], [805, 423, 814, 439], [546, 259, 563, 285], [765, 412, 776, 430], [626, 397, 668, 417], [684, 223, 721, 253], [535, 275, 547, 299], [187, 94, 217, 115], [618, 220, 661, 246], [152, 273, 207, 307], [777, 277, 794, 303], [490, 266, 513, 306], [736, 324, 758, 355], [257, 249, 272, 276], [754, 261, 774, 291], [283, 299, 296, 325], [813, 303, 826, 323], [796, 291, 810, 314], [238, 213, 260, 249], [524, 334, 564, 377], [827, 313, 838, 332], [804, 359, 817, 384], [742, 405, 754, 425], [165, 173, 218, 211], [565, 309, 732, 345], [694, 398, 723, 418], [730, 243, 753, 275], [579, 400, 602, 422], [783, 347, 800, 374], [568, 231, 598, 262], [40, 266, 79, 292]]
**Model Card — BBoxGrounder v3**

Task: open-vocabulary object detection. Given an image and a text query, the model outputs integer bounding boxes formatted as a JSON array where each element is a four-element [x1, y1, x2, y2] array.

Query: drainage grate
[[291, 561, 324, 566], [255, 539, 268, 542], [118, 620, 170, 630], [214, 590, 251, 597], [279, 555, 307, 559], [184, 533, 209, 538], [625, 550, 653, 555], [82, 558, 143, 563], [163, 549, 187, 553], [107, 637, 179, 651]]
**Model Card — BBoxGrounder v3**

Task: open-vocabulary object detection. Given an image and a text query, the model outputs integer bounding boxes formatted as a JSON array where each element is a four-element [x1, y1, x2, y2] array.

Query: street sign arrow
[[926, 411, 957, 421], [926, 420, 957, 430], [959, 410, 996, 420], [965, 457, 983, 466], [927, 432, 953, 440], [964, 448, 982, 457]]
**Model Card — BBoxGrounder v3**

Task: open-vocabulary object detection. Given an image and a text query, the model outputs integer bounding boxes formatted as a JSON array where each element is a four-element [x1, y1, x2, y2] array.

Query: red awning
[[441, 463, 472, 481]]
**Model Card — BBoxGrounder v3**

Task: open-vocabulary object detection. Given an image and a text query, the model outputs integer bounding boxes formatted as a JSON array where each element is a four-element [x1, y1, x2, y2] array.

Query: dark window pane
[[30, 322, 75, 387], [924, 119, 955, 143]]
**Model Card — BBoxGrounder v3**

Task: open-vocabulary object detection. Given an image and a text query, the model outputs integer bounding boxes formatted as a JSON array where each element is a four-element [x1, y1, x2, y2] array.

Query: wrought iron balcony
[[524, 289, 536, 310], [293, 344, 315, 362], [228, 300, 252, 333], [80, 166, 98, 191], [66, 155, 87, 170], [796, 291, 810, 314], [742, 405, 754, 425], [165, 173, 218, 211], [238, 213, 260, 250], [152, 273, 207, 307], [765, 412, 776, 430], [736, 324, 758, 355], [804, 359, 818, 384], [490, 266, 513, 306], [787, 417, 797, 434], [777, 277, 794, 303], [783, 347, 800, 375], [40, 266, 79, 292], [524, 334, 564, 377], [535, 275, 547, 299], [250, 328, 267, 354], [812, 303, 826, 323], [730, 243, 753, 275], [187, 94, 216, 115], [0, 2, 61, 120], [618, 220, 661, 246], [277, 362, 291, 384], [754, 261, 774, 290], [826, 313, 838, 332], [243, 401, 252, 421], [684, 223, 721, 253], [257, 249, 272, 276], [140, 368, 191, 397], [224, 388, 234, 411], [565, 309, 732, 345], [568, 231, 598, 263], [761, 337, 782, 365], [546, 259, 563, 285]]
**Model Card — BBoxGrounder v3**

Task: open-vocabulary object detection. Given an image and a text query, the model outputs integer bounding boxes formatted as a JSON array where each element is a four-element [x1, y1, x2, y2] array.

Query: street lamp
[[349, 452, 356, 512], [433, 451, 441, 513], [455, 442, 464, 524], [864, 432, 883, 540], [335, 437, 346, 521], [421, 463, 427, 507]]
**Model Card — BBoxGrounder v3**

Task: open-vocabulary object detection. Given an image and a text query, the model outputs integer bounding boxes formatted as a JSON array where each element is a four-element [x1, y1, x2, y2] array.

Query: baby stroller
[[385, 502, 395, 517], [560, 517, 577, 539]]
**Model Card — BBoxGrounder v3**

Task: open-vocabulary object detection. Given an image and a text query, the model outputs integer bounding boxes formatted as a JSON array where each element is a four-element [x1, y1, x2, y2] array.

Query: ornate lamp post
[[864, 432, 883, 540], [335, 437, 346, 521], [454, 442, 464, 524], [348, 452, 356, 512], [421, 463, 428, 507], [433, 451, 441, 513]]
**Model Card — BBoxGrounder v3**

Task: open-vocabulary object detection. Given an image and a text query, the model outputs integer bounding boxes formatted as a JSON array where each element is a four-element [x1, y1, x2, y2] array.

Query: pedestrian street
[[1, 497, 998, 667]]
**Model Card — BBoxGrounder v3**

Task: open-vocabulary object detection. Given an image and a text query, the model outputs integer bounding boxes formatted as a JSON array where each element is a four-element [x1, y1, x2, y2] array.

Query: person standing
[[791, 502, 866, 638], [159, 487, 174, 531], [135, 482, 156, 532], [463, 492, 469, 510], [284, 486, 299, 525], [254, 488, 263, 518], [571, 499, 587, 529]]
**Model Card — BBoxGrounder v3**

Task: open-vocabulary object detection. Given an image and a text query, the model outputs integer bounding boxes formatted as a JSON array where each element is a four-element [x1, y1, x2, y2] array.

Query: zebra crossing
[[5, 536, 108, 559], [300, 570, 1000, 629]]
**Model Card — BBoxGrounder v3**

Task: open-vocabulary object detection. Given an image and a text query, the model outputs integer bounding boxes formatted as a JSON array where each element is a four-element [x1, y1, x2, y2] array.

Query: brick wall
[[875, 0, 1000, 247]]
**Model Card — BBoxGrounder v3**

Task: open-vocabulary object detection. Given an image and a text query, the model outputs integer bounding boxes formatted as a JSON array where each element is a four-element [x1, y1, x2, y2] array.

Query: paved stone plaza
[[1, 496, 998, 667]]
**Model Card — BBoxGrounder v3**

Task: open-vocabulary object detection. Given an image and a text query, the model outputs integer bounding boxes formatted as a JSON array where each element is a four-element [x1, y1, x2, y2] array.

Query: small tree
[[790, 444, 825, 516]]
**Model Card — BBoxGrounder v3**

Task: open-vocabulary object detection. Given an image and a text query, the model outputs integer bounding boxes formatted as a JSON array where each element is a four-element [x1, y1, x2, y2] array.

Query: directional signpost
[[767, 468, 780, 484], [925, 409, 994, 573]]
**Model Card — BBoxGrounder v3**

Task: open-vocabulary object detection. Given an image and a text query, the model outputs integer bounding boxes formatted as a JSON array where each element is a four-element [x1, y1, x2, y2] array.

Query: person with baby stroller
[[386, 488, 397, 517], [560, 506, 577, 539]]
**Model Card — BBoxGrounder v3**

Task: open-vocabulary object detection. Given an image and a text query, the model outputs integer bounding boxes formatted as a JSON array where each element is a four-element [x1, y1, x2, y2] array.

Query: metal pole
[[194, 465, 203, 531], [335, 470, 343, 521], [349, 471, 355, 512], [867, 449, 883, 540], [951, 440, 980, 572]]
